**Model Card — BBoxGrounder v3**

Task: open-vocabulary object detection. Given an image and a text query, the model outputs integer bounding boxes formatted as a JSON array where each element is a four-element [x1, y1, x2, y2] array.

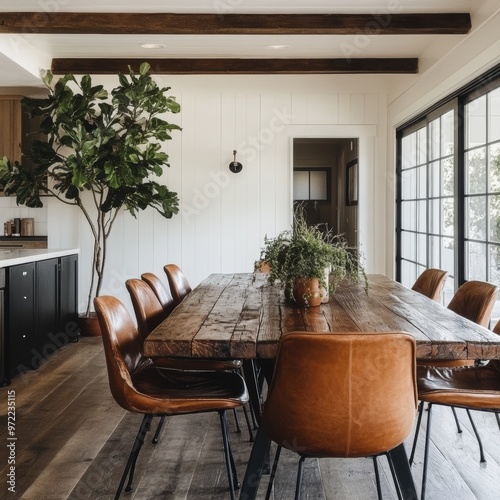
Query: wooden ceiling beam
[[0, 13, 471, 35], [51, 58, 418, 75]]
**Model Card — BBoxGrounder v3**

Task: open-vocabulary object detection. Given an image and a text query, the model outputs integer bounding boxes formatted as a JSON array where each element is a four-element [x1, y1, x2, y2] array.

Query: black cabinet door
[[8, 262, 35, 373], [35, 258, 59, 361], [59, 254, 78, 342]]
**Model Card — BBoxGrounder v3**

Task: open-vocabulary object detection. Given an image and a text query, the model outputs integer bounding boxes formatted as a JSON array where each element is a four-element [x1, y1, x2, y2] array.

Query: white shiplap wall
[[47, 74, 390, 313]]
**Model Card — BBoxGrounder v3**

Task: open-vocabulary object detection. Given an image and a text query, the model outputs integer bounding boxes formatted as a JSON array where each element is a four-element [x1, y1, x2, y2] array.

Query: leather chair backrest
[[412, 268, 448, 302], [141, 272, 176, 316], [164, 264, 192, 305], [94, 295, 152, 412], [447, 281, 498, 327], [262, 332, 417, 458], [126, 278, 167, 342]]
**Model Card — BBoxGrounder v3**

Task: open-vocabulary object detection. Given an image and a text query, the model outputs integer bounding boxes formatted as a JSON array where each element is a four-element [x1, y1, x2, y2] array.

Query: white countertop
[[0, 248, 80, 268]]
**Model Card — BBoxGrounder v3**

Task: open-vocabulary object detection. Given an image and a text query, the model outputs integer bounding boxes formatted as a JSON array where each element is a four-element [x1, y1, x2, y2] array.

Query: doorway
[[293, 138, 359, 248]]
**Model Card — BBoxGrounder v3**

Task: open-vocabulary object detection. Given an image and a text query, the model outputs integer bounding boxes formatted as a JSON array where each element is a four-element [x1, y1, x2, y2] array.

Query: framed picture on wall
[[346, 158, 358, 206]]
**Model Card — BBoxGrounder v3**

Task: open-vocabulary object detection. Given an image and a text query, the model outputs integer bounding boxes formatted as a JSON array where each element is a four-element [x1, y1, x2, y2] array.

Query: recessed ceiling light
[[265, 44, 290, 50], [140, 43, 166, 49]]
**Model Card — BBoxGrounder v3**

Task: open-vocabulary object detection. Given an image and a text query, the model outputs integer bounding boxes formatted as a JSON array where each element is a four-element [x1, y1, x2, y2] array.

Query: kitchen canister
[[21, 218, 34, 236]]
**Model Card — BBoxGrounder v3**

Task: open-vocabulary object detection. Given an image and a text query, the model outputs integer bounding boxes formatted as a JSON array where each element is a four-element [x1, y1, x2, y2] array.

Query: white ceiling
[[0, 0, 496, 89]]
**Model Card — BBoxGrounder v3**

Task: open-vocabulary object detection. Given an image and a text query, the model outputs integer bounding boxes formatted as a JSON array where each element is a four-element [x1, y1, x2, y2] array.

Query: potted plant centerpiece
[[257, 210, 366, 307], [0, 63, 181, 333]]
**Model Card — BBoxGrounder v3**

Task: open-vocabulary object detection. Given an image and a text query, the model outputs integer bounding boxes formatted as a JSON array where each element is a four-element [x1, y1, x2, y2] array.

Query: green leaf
[[140, 62, 151, 76], [81, 74, 92, 93]]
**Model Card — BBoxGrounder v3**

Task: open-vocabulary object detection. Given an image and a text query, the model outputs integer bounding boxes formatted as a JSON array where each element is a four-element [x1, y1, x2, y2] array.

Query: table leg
[[243, 360, 261, 425], [239, 426, 272, 500], [388, 443, 418, 500]]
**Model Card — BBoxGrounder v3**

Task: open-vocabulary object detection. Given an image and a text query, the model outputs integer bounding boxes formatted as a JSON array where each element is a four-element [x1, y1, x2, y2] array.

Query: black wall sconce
[[229, 149, 243, 173]]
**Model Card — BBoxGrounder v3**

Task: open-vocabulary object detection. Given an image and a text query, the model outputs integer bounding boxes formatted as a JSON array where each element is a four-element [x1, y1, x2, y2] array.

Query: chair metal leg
[[496, 412, 500, 430], [451, 406, 463, 433], [421, 403, 433, 500], [409, 400, 424, 465], [249, 399, 259, 430], [373, 456, 383, 500], [294, 456, 306, 500], [466, 409, 486, 463], [151, 415, 166, 444], [219, 410, 236, 500], [115, 414, 153, 499], [233, 408, 242, 433], [242, 405, 254, 442], [265, 445, 282, 500]]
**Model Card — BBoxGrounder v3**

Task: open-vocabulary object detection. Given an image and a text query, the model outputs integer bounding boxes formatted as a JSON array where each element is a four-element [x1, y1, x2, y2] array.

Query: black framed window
[[396, 64, 500, 317]]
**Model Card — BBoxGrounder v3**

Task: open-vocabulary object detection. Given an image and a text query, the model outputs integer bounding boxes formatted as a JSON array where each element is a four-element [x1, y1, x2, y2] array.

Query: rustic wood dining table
[[144, 272, 500, 500]]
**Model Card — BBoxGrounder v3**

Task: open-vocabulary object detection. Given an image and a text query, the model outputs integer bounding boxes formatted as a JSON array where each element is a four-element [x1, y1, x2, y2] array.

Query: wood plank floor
[[0, 338, 499, 499]]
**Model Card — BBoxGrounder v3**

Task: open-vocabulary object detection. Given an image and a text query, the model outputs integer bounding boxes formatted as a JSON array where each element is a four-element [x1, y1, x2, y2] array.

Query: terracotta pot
[[291, 277, 324, 307], [78, 312, 102, 337]]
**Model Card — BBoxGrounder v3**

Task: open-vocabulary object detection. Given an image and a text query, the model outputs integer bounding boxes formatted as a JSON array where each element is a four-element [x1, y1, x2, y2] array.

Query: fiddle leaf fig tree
[[0, 62, 181, 316]]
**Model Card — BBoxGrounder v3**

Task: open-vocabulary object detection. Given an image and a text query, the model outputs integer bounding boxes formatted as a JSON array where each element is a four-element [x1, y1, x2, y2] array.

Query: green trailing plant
[[257, 209, 367, 304], [0, 62, 181, 316]]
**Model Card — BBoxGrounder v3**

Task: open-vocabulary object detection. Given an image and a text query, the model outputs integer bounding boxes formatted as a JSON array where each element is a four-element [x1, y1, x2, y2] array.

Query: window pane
[[402, 231, 416, 261], [466, 95, 487, 148], [466, 196, 486, 240], [401, 260, 417, 289], [442, 237, 454, 275], [429, 235, 440, 268], [417, 200, 427, 233], [401, 201, 416, 231], [490, 195, 500, 243], [429, 160, 440, 198], [293, 171, 309, 200], [417, 128, 427, 164], [441, 110, 454, 156], [465, 148, 486, 194], [429, 118, 440, 160], [442, 157, 454, 197], [489, 245, 500, 285], [442, 276, 455, 307], [417, 165, 427, 198], [309, 171, 327, 200], [442, 198, 454, 236], [429, 199, 440, 234], [490, 143, 500, 192], [402, 133, 417, 170], [466, 241, 486, 280], [401, 168, 416, 199], [489, 87, 500, 143], [417, 233, 427, 264]]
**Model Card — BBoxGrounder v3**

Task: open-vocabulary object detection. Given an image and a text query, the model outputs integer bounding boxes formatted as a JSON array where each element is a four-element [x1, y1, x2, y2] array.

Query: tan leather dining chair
[[417, 280, 498, 368], [414, 280, 498, 460], [261, 331, 417, 500], [94, 295, 249, 500], [141, 272, 176, 316], [409, 355, 500, 499], [164, 263, 192, 305], [412, 268, 448, 302], [126, 278, 250, 442], [447, 280, 498, 327]]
